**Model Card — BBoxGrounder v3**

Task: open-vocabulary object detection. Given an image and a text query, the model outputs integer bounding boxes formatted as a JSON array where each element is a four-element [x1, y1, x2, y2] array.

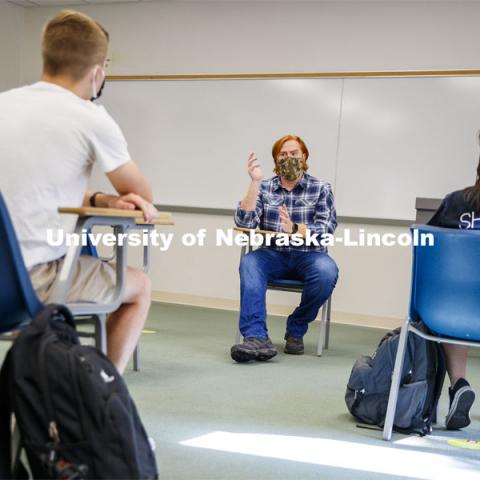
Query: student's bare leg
[[443, 344, 468, 386], [443, 344, 475, 430], [107, 268, 151, 374]]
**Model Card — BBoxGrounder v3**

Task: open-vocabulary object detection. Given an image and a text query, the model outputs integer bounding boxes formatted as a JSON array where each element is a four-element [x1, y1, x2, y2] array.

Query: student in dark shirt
[[427, 158, 480, 430]]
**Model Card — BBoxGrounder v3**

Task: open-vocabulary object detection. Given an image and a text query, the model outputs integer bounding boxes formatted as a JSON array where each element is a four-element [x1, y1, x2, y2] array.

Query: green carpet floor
[[2, 303, 480, 479]]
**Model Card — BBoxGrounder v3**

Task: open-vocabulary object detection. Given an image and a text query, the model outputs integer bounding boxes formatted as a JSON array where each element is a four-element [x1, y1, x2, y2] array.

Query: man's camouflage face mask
[[276, 157, 303, 181]]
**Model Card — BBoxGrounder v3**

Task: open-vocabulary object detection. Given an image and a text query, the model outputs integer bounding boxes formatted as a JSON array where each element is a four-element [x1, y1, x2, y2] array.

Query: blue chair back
[[81, 233, 98, 257], [409, 224, 480, 341], [0, 193, 43, 333]]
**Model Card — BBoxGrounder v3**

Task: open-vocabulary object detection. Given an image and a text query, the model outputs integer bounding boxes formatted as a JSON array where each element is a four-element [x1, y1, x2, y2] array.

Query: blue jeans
[[238, 248, 339, 339]]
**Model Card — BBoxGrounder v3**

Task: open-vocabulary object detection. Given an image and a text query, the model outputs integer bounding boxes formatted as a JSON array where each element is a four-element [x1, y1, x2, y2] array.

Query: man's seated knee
[[303, 255, 338, 285]]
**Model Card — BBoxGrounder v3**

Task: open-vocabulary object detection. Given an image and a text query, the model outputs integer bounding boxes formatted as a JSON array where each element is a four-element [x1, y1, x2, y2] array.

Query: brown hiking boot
[[231, 337, 277, 363], [284, 333, 304, 355]]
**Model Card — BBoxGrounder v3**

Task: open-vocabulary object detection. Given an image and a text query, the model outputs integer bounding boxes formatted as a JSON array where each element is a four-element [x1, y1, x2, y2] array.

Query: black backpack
[[345, 321, 446, 436], [0, 304, 158, 479]]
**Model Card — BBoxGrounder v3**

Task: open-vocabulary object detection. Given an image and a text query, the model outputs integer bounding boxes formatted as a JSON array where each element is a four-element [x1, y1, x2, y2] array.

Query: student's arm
[[88, 107, 157, 220], [83, 161, 157, 221], [106, 161, 153, 202]]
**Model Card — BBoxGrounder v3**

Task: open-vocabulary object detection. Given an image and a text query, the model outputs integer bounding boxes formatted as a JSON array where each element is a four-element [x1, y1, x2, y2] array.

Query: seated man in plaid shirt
[[231, 134, 339, 363]]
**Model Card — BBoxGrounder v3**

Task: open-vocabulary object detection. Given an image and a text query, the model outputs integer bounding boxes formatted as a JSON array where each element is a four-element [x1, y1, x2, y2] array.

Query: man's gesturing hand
[[247, 152, 263, 182], [279, 205, 294, 234]]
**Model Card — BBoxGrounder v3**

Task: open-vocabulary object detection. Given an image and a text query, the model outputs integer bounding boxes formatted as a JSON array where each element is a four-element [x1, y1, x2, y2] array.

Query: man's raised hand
[[247, 152, 263, 182]]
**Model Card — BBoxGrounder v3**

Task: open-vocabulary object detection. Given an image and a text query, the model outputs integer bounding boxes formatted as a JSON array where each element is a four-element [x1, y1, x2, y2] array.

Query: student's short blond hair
[[42, 10, 109, 81]]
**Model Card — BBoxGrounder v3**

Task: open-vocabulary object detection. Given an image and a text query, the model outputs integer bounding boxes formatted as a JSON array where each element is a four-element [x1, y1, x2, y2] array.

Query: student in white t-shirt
[[0, 10, 157, 374]]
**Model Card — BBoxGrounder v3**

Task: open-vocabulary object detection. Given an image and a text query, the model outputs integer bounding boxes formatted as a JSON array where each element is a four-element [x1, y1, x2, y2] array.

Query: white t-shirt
[[0, 81, 130, 269]]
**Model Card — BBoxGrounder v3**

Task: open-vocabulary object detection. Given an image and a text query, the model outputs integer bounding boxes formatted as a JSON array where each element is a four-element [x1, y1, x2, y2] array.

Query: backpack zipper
[[38, 334, 60, 445], [68, 348, 89, 443]]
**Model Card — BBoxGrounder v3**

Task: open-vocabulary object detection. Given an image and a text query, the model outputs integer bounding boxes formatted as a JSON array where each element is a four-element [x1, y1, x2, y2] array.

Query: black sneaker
[[230, 337, 277, 363], [445, 378, 475, 430], [284, 333, 304, 355]]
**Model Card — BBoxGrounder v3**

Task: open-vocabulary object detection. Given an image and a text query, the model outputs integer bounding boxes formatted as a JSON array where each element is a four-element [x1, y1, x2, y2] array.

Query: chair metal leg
[[93, 314, 108, 355], [127, 242, 150, 373], [133, 344, 140, 372], [383, 319, 410, 440], [325, 296, 332, 350], [317, 301, 328, 357]]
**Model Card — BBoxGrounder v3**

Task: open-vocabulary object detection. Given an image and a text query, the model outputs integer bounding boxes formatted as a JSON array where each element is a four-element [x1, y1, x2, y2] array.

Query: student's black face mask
[[91, 79, 106, 102]]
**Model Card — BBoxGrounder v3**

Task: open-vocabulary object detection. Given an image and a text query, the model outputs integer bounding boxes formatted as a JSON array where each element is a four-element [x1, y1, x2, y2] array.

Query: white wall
[[20, 1, 480, 83], [19, 1, 478, 322], [0, 0, 24, 91]]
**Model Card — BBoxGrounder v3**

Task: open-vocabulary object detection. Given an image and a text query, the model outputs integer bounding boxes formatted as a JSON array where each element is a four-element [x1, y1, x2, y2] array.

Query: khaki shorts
[[29, 256, 118, 304]]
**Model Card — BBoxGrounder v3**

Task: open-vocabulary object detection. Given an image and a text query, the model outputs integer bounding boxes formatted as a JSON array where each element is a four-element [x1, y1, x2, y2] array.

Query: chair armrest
[[135, 219, 175, 225], [233, 227, 282, 236], [234, 227, 285, 256], [58, 207, 172, 220]]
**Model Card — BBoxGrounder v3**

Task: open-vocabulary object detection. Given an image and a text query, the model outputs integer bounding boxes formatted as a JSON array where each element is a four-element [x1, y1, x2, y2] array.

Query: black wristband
[[292, 223, 299, 234], [89, 192, 103, 207]]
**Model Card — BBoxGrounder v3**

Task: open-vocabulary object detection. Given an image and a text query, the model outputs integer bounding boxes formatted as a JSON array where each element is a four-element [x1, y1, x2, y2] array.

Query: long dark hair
[[464, 156, 480, 210]]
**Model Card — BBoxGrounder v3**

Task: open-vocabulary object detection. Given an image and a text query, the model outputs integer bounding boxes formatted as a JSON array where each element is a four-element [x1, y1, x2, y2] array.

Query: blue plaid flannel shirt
[[234, 173, 337, 252]]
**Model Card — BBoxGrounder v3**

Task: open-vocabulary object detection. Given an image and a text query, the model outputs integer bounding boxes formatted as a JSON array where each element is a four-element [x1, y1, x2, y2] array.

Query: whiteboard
[[92, 76, 480, 220], [95, 79, 343, 210], [335, 76, 480, 220]]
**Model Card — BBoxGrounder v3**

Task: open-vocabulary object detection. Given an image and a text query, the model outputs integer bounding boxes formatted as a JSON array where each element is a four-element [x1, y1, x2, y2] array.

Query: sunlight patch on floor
[[181, 431, 480, 479]]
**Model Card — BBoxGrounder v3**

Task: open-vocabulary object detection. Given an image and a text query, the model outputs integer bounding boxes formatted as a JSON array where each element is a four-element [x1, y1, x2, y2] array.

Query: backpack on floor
[[345, 321, 446, 436], [0, 304, 158, 479]]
